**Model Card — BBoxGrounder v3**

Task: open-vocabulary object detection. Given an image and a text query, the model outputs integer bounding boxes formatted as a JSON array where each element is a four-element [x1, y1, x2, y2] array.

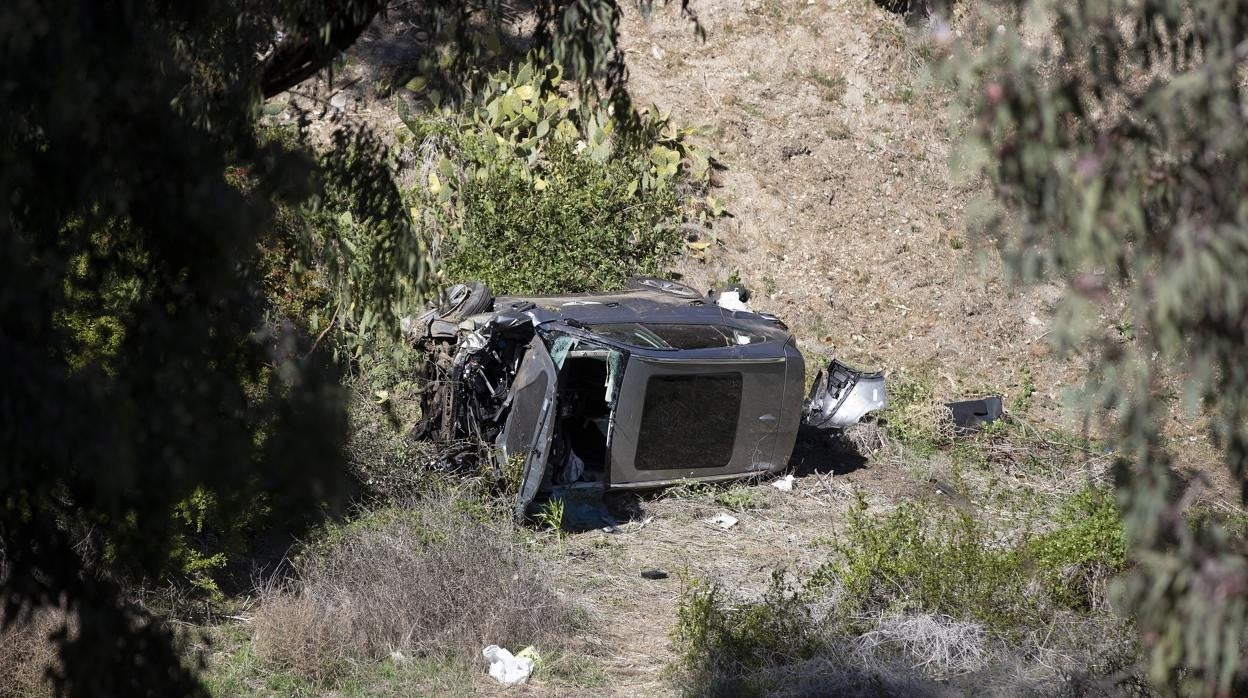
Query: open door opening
[[550, 346, 618, 487]]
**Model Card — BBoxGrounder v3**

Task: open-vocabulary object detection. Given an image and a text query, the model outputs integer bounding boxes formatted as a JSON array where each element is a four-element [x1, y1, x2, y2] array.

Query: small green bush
[[1030, 487, 1127, 609], [878, 370, 950, 454], [713, 485, 765, 512], [818, 496, 1034, 629], [402, 59, 719, 295], [815, 488, 1127, 631], [443, 142, 680, 294], [668, 490, 1131, 691], [673, 571, 821, 679]]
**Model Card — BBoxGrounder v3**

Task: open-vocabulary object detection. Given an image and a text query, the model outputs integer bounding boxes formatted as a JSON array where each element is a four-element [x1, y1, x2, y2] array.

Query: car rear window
[[587, 323, 765, 349], [634, 373, 742, 470]]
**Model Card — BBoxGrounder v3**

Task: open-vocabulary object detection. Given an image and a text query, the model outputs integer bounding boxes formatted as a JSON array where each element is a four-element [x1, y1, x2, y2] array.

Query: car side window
[[634, 373, 742, 470]]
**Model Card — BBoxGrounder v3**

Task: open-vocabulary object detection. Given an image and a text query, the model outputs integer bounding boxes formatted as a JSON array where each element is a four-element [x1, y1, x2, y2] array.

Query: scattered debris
[[715, 289, 752, 312], [945, 396, 1004, 433], [806, 360, 888, 428], [708, 512, 739, 530], [641, 569, 670, 580], [483, 645, 535, 685], [516, 646, 542, 668], [772, 474, 796, 491]]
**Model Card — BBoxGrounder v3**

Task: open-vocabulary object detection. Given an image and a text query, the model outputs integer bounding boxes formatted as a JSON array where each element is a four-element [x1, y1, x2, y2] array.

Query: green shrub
[[1030, 487, 1127, 609], [402, 59, 719, 295], [878, 370, 950, 454], [167, 488, 270, 603], [443, 142, 680, 294], [254, 123, 428, 365], [713, 484, 765, 512], [673, 571, 821, 679], [668, 491, 1131, 691], [815, 488, 1127, 631], [818, 496, 1034, 630]]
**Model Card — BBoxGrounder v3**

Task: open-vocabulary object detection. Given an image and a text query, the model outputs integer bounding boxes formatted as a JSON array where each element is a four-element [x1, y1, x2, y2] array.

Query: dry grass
[[250, 592, 351, 681], [0, 605, 71, 698], [748, 653, 955, 698], [854, 612, 989, 677], [843, 420, 886, 455], [252, 494, 578, 683], [680, 609, 1139, 698]]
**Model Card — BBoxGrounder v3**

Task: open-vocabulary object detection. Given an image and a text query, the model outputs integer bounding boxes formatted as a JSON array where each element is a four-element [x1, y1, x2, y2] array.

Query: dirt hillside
[[618, 0, 1078, 415], [613, 0, 1228, 492]]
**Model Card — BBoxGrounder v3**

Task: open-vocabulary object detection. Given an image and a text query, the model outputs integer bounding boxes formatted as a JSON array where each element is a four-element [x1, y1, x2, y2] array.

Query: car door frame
[[497, 332, 560, 520]]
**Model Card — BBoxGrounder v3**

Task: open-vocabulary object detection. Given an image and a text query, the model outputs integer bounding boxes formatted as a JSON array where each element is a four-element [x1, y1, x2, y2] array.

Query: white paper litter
[[772, 474, 796, 492], [483, 645, 534, 685], [715, 290, 752, 313], [708, 512, 738, 530]]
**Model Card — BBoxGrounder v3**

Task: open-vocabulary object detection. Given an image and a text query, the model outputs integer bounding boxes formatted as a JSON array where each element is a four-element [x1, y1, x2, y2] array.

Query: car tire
[[436, 281, 493, 321], [627, 277, 703, 300]]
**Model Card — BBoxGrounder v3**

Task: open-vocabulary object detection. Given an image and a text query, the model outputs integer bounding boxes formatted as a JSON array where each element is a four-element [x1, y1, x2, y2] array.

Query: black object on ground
[[945, 396, 1004, 433], [641, 569, 669, 580]]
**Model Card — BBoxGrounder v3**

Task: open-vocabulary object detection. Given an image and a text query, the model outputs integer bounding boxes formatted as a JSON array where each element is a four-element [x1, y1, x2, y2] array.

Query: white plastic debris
[[772, 474, 796, 492], [715, 290, 752, 313], [483, 645, 535, 685], [708, 512, 738, 530]]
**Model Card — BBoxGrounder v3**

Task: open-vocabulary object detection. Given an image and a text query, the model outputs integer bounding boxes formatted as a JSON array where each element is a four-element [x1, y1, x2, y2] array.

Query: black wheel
[[435, 282, 493, 321], [627, 277, 703, 300]]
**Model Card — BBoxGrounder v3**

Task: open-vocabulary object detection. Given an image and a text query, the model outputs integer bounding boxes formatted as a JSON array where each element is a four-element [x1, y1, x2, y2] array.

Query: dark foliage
[[0, 1, 408, 694], [1, 0, 698, 693], [954, 0, 1248, 690]]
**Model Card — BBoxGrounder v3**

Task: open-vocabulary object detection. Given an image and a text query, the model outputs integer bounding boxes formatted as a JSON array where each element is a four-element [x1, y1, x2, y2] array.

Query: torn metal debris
[[407, 278, 888, 518], [945, 396, 1004, 433]]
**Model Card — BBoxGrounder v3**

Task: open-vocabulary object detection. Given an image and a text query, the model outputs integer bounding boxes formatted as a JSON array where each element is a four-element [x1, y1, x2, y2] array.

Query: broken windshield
[[586, 323, 765, 350]]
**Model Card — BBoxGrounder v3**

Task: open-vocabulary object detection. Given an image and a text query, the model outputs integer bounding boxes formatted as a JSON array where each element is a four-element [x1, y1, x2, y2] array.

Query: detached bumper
[[803, 360, 887, 428]]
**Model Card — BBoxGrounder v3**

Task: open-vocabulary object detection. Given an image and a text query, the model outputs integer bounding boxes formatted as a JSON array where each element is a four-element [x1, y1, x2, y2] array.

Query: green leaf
[[501, 91, 522, 117]]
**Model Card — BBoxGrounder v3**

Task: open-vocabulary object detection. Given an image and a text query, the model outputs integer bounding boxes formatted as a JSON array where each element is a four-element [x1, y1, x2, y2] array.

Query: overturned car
[[407, 278, 887, 517]]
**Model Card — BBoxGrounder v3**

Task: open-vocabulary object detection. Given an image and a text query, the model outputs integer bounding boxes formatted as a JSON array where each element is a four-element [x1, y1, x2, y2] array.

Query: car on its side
[[407, 278, 886, 518]]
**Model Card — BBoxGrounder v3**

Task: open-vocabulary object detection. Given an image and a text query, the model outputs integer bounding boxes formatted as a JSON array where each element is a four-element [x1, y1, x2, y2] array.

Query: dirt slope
[[617, 0, 1079, 418], [615, 0, 1229, 492]]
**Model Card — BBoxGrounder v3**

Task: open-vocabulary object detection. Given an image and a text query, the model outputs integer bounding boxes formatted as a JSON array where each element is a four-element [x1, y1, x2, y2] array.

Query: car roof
[[492, 287, 795, 351]]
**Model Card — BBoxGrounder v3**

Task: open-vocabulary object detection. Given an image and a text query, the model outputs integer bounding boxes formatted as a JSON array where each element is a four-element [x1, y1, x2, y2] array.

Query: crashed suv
[[407, 278, 887, 517]]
